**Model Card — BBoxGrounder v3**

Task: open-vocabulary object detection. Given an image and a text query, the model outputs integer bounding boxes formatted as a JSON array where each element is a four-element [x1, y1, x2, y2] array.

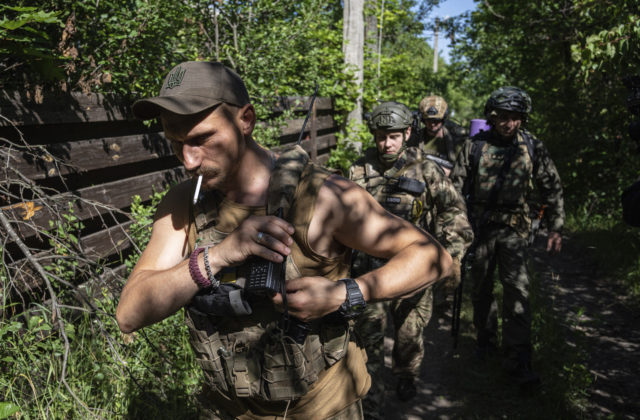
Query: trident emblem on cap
[[166, 66, 186, 89]]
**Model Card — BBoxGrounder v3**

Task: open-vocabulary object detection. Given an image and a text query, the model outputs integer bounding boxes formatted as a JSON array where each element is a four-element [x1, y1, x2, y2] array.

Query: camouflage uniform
[[451, 128, 564, 366], [350, 146, 472, 418], [409, 121, 468, 173], [408, 95, 468, 175]]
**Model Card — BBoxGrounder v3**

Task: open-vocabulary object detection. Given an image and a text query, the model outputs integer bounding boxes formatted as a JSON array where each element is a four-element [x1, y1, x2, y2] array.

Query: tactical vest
[[467, 130, 538, 234], [349, 147, 435, 274], [184, 146, 357, 405]]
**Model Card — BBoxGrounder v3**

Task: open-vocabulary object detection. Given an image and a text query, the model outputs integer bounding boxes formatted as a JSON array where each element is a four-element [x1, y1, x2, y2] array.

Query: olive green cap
[[132, 61, 250, 120]]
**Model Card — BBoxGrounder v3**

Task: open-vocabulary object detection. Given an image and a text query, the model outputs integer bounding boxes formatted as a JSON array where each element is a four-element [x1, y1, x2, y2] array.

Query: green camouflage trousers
[[356, 287, 433, 419], [471, 223, 532, 360]]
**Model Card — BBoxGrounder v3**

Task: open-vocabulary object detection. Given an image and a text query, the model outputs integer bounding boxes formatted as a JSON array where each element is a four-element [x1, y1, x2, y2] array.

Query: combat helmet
[[367, 101, 413, 133], [484, 86, 532, 119], [419, 95, 449, 121]]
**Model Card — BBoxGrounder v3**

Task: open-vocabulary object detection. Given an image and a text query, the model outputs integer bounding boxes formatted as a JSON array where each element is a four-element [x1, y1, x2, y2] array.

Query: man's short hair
[[132, 61, 250, 120]]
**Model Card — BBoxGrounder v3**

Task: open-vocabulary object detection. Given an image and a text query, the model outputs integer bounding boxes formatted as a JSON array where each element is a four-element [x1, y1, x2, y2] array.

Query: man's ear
[[405, 126, 412, 139], [237, 104, 256, 135]]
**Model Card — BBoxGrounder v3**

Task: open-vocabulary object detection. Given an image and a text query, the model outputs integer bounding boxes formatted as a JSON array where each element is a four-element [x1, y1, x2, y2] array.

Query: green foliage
[[0, 4, 64, 84], [327, 119, 373, 174], [451, 0, 639, 181], [1, 192, 200, 418], [124, 190, 167, 273], [0, 402, 21, 419], [448, 0, 640, 297], [45, 202, 84, 288]]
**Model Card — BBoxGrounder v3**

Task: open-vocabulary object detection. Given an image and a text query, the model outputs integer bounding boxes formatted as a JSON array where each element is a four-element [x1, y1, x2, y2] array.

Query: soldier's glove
[[190, 283, 252, 316]]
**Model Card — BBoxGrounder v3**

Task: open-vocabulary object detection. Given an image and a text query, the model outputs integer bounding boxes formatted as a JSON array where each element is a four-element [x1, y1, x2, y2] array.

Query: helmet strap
[[378, 144, 406, 167]]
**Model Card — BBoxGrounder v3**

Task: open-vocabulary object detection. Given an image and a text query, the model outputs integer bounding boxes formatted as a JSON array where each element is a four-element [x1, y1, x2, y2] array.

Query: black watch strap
[[337, 278, 366, 319]]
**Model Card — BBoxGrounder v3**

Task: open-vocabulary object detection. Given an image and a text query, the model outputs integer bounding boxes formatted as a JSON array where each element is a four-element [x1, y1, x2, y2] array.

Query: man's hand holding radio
[[209, 215, 295, 269]]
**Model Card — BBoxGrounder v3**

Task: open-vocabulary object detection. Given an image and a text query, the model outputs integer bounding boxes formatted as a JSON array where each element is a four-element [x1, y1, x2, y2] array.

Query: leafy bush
[[0, 192, 201, 418]]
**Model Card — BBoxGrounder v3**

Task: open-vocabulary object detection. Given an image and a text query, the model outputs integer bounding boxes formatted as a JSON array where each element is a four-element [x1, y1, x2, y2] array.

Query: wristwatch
[[337, 278, 366, 319]]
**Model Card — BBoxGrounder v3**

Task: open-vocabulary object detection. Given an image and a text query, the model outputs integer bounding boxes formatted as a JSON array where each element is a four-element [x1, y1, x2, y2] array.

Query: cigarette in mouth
[[192, 175, 203, 205]]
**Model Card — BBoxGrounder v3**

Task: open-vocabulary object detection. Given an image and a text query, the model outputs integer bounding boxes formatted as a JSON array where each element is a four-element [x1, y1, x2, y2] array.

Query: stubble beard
[[193, 165, 227, 192]]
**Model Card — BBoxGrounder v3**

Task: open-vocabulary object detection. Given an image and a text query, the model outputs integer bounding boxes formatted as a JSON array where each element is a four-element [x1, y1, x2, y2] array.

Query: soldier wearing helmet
[[451, 86, 564, 390], [349, 101, 473, 418], [409, 95, 469, 176]]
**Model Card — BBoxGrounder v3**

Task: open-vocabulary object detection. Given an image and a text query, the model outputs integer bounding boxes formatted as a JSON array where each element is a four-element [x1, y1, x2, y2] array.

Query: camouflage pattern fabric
[[358, 288, 433, 420], [349, 146, 472, 418], [451, 129, 564, 235], [450, 128, 564, 363], [350, 147, 473, 260], [470, 224, 531, 357], [408, 122, 468, 173]]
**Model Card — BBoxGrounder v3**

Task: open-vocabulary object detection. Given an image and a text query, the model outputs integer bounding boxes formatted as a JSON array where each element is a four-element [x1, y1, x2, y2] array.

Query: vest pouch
[[218, 338, 262, 399], [261, 326, 325, 401], [379, 190, 415, 221], [320, 321, 350, 366], [184, 309, 229, 393]]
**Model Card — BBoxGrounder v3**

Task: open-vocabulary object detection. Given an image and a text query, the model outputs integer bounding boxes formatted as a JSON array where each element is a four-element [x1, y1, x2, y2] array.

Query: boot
[[396, 377, 417, 402], [503, 354, 541, 391]]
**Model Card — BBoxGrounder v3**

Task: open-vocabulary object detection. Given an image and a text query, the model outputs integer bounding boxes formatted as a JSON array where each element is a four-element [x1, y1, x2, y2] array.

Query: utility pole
[[343, 0, 365, 125], [433, 17, 439, 73], [377, 0, 385, 99]]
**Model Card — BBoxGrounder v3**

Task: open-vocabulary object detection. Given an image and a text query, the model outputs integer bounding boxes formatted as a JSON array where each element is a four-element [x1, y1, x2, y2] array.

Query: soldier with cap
[[409, 95, 469, 176], [348, 101, 472, 418], [116, 62, 454, 419], [450, 86, 564, 389]]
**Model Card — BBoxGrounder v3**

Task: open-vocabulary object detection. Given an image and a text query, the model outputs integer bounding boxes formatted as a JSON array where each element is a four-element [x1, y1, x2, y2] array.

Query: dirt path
[[377, 235, 640, 419]]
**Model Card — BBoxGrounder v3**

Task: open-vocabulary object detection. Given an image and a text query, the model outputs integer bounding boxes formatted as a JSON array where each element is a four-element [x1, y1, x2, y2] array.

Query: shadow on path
[[377, 234, 640, 419]]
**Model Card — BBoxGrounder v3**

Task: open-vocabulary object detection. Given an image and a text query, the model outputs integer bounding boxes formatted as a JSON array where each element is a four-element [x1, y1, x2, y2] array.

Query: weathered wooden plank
[[2, 167, 185, 239], [0, 91, 131, 126], [0, 91, 333, 127], [275, 133, 337, 152], [278, 114, 336, 138], [0, 133, 174, 182], [81, 220, 134, 260]]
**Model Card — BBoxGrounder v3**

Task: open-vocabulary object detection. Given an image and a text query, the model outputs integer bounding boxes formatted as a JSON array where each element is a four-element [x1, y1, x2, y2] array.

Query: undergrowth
[[0, 191, 201, 419]]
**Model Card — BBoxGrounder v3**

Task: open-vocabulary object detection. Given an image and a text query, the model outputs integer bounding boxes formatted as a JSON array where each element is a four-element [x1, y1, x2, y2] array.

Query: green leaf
[[0, 402, 21, 419]]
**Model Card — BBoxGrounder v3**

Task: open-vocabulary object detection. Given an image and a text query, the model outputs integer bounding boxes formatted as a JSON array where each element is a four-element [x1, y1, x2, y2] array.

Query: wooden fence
[[0, 91, 339, 306]]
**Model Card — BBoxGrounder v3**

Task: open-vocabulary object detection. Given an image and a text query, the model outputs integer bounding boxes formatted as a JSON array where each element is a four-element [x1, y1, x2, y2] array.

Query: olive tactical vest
[[350, 147, 435, 226], [349, 147, 436, 275], [469, 131, 536, 235], [183, 146, 360, 406]]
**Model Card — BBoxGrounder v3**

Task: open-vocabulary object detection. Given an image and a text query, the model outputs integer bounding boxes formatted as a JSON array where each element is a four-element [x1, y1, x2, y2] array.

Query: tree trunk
[[343, 0, 365, 126]]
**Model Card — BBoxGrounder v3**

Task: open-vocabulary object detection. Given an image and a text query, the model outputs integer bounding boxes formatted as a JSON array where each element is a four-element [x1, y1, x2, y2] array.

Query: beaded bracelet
[[188, 247, 212, 289]]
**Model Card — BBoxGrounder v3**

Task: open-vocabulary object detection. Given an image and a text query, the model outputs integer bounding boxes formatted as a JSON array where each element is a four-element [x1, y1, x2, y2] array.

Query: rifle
[[451, 250, 472, 348], [528, 204, 547, 246]]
